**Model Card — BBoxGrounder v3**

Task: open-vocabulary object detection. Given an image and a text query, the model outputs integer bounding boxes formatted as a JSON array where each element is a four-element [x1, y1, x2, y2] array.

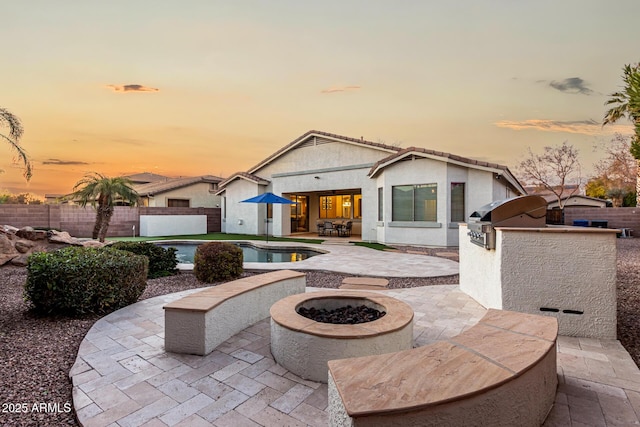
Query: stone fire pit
[[270, 290, 414, 383]]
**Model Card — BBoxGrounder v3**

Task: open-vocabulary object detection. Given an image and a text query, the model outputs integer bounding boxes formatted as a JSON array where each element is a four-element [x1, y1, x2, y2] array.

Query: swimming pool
[[158, 242, 323, 264]]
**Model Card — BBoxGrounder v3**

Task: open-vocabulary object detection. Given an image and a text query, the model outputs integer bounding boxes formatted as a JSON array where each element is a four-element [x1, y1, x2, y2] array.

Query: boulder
[[1, 225, 19, 234], [15, 239, 36, 253], [0, 234, 19, 256], [48, 230, 81, 245], [10, 254, 30, 266], [16, 226, 47, 241], [0, 253, 19, 266], [0, 226, 105, 268]]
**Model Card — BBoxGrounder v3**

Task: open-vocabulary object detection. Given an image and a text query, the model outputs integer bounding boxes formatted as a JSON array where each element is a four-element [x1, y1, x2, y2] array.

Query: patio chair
[[317, 220, 326, 235], [323, 221, 336, 236], [339, 221, 352, 237]]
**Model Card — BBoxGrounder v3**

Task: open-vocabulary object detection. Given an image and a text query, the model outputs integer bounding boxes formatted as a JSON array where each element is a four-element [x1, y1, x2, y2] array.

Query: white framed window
[[392, 184, 437, 221]]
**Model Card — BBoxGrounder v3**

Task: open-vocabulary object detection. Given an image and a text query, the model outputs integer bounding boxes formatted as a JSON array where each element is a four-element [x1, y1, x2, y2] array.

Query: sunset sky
[[2, 1, 638, 197]]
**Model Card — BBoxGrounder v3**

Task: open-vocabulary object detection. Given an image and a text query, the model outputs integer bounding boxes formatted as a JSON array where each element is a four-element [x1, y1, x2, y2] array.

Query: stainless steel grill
[[467, 195, 548, 249]]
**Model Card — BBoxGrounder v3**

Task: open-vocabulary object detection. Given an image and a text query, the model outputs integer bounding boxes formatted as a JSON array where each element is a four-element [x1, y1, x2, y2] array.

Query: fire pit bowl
[[270, 290, 414, 383]]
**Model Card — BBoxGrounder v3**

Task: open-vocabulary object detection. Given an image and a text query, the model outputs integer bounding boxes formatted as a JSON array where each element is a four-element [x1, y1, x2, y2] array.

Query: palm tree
[[71, 173, 139, 242], [603, 63, 640, 205], [0, 107, 32, 181]]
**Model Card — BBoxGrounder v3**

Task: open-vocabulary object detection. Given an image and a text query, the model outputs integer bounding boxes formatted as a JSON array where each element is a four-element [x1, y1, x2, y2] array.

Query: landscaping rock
[[47, 230, 77, 245], [16, 226, 47, 241], [14, 239, 36, 253], [0, 225, 105, 268], [0, 234, 18, 256]]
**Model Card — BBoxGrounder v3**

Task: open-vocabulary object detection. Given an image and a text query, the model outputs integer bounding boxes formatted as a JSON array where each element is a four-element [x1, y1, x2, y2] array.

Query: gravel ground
[[0, 242, 636, 426]]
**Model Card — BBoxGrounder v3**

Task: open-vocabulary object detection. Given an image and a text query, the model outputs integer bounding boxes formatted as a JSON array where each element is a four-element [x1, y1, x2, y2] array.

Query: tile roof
[[123, 172, 172, 184], [368, 146, 526, 195], [217, 172, 270, 191], [135, 175, 223, 196], [368, 146, 511, 177]]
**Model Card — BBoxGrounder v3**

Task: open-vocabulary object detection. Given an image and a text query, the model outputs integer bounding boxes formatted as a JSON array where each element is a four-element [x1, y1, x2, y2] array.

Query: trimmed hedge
[[24, 246, 148, 315], [193, 242, 243, 283], [110, 241, 178, 278]]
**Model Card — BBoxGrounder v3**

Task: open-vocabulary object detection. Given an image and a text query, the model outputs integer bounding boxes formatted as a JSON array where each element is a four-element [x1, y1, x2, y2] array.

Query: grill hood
[[470, 195, 547, 227]]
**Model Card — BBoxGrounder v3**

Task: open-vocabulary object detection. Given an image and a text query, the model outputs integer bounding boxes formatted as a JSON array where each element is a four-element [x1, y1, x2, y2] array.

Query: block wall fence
[[563, 207, 640, 232], [0, 205, 221, 238]]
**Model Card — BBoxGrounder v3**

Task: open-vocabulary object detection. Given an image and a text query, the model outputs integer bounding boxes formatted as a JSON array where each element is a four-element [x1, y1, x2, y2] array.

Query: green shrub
[[193, 242, 243, 283], [110, 241, 178, 278], [24, 246, 148, 315]]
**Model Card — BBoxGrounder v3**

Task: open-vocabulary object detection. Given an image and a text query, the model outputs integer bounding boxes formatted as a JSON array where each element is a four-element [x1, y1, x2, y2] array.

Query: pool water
[[159, 242, 322, 263]]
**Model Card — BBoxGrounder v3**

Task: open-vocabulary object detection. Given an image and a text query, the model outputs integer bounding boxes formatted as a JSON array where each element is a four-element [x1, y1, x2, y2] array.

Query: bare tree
[[516, 141, 582, 209], [587, 134, 637, 206]]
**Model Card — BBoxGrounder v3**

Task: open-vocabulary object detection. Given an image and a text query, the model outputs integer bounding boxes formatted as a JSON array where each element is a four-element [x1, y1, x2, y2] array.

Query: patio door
[[289, 195, 309, 232]]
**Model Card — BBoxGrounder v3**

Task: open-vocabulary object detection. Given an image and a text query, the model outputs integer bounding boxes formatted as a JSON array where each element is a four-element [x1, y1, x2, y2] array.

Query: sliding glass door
[[289, 195, 309, 232]]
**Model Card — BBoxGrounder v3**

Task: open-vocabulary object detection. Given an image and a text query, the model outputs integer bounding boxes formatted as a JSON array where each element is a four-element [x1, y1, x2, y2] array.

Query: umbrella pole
[[266, 205, 269, 243]]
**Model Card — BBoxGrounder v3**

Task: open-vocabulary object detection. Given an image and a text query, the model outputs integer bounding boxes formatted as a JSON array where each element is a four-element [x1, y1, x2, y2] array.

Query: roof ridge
[[368, 146, 511, 177]]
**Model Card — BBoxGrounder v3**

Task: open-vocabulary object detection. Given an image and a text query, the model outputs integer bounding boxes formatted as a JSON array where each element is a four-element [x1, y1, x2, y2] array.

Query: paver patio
[[71, 283, 640, 426], [70, 244, 640, 426]]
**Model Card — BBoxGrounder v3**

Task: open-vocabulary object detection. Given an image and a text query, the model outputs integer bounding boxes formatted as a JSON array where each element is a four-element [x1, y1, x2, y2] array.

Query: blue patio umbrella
[[240, 192, 296, 243]]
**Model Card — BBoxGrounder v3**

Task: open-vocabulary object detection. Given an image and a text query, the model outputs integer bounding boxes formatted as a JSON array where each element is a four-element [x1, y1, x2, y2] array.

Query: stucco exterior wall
[[376, 158, 447, 246], [222, 179, 267, 236], [459, 225, 617, 339], [139, 215, 207, 237], [376, 159, 513, 246], [145, 182, 222, 208], [256, 140, 390, 240], [256, 140, 392, 177], [459, 224, 504, 308], [220, 134, 520, 246]]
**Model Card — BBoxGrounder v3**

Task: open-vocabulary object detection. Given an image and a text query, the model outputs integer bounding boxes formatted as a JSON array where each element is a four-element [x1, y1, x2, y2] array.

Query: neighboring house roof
[[123, 172, 172, 185], [216, 172, 270, 194], [247, 130, 401, 175], [527, 185, 581, 202], [368, 146, 526, 194], [542, 194, 609, 207], [135, 175, 223, 197]]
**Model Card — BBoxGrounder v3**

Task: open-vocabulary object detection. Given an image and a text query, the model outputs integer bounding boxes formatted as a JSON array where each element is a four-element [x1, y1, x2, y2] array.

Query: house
[[123, 172, 173, 185], [216, 130, 525, 247], [524, 185, 610, 209], [135, 175, 224, 208], [544, 194, 609, 209]]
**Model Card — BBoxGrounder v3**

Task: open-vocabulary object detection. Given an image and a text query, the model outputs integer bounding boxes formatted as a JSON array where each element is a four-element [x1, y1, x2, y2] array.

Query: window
[[167, 199, 190, 207], [392, 184, 437, 221], [451, 183, 465, 222], [377, 187, 383, 221], [319, 193, 361, 219]]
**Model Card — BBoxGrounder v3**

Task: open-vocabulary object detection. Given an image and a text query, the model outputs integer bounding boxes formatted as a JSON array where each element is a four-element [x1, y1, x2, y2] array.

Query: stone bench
[[163, 270, 306, 355], [328, 309, 558, 427]]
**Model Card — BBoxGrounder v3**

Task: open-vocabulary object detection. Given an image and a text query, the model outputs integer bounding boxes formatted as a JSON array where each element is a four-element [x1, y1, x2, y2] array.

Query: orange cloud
[[321, 85, 361, 94], [106, 84, 159, 93], [494, 119, 632, 136]]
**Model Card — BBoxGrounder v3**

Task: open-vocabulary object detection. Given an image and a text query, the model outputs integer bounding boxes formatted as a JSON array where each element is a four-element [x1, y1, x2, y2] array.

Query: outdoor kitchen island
[[459, 196, 617, 339]]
